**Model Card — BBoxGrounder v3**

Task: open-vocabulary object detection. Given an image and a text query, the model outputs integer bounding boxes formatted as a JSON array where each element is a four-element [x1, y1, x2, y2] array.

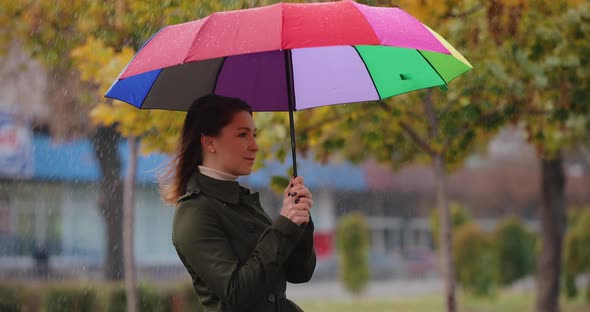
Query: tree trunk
[[535, 152, 566, 312], [420, 89, 456, 312], [124, 136, 139, 312], [92, 126, 124, 281], [433, 154, 457, 312], [46, 68, 90, 140]]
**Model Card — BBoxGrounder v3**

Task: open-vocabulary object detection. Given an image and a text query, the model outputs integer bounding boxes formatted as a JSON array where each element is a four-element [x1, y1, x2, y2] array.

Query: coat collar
[[186, 171, 249, 205]]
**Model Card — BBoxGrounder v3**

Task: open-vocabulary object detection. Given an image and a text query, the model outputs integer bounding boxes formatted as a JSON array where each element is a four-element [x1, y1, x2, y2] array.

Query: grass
[[298, 291, 590, 312]]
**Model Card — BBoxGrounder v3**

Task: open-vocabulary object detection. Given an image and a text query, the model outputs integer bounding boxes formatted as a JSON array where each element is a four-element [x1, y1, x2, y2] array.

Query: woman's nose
[[250, 136, 259, 151]]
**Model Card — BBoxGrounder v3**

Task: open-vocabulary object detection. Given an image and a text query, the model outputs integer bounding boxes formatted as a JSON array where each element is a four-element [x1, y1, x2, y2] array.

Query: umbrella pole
[[288, 105, 298, 177], [285, 50, 298, 177]]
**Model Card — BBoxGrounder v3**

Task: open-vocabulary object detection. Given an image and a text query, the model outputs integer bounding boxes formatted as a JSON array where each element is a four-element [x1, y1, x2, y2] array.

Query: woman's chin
[[234, 167, 253, 176]]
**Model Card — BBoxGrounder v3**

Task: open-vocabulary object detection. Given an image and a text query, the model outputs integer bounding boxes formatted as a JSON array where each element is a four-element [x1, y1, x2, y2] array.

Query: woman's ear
[[201, 135, 214, 152]]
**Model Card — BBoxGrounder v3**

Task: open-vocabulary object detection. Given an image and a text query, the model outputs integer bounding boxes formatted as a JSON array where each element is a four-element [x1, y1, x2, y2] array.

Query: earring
[[210, 149, 215, 153]]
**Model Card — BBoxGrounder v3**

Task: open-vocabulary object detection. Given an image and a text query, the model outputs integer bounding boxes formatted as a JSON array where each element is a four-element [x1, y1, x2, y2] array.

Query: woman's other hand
[[280, 176, 313, 226]]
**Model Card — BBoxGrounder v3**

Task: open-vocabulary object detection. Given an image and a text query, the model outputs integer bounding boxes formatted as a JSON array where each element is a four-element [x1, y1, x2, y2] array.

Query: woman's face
[[205, 111, 258, 176]]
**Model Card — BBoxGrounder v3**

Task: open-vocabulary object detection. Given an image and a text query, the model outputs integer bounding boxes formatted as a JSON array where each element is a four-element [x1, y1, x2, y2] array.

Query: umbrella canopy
[[106, 0, 472, 112], [105, 0, 472, 176]]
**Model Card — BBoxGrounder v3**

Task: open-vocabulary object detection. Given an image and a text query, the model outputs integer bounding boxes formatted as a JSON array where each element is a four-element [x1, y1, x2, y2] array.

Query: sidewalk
[[287, 278, 443, 301]]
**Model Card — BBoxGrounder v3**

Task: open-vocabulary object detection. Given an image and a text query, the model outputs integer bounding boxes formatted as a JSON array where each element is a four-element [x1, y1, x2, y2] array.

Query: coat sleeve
[[173, 198, 304, 307], [283, 216, 317, 283]]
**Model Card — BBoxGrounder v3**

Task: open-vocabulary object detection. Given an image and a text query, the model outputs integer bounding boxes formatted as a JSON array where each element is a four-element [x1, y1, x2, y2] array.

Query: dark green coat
[[172, 172, 316, 312]]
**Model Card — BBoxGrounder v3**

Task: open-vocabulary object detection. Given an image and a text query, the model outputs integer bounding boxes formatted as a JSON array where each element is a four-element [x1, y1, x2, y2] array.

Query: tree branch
[[382, 96, 437, 156], [399, 121, 437, 157], [422, 90, 437, 139]]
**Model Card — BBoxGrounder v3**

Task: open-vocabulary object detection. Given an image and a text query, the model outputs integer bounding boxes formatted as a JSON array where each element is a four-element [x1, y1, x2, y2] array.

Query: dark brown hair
[[159, 94, 252, 205]]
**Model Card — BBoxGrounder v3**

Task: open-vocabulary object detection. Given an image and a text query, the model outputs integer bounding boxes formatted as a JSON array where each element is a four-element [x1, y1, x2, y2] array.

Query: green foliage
[[493, 217, 537, 286], [453, 223, 496, 297], [487, 1, 590, 155], [0, 284, 25, 312], [44, 285, 97, 312], [108, 284, 171, 312], [270, 175, 290, 196], [430, 202, 471, 249], [563, 209, 590, 300], [336, 213, 371, 296]]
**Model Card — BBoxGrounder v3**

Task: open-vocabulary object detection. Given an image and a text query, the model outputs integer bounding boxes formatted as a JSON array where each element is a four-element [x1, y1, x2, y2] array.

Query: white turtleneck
[[198, 166, 238, 181]]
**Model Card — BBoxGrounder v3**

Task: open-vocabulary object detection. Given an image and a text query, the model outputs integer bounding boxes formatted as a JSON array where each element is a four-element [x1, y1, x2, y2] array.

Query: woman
[[160, 94, 316, 312]]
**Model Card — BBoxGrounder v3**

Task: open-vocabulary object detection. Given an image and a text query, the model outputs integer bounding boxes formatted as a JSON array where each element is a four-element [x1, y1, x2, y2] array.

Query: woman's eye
[[238, 133, 247, 137]]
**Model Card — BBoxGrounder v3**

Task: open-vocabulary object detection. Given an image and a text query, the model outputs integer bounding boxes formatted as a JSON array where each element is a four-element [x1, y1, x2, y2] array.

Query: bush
[[178, 283, 204, 312], [430, 201, 471, 249], [108, 284, 171, 312], [44, 285, 97, 312], [453, 222, 496, 297], [493, 217, 536, 286], [563, 209, 590, 300], [336, 213, 371, 296], [0, 283, 26, 312]]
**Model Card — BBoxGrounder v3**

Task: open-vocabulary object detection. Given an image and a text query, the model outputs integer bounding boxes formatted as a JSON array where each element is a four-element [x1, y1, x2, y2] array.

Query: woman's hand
[[280, 176, 313, 226]]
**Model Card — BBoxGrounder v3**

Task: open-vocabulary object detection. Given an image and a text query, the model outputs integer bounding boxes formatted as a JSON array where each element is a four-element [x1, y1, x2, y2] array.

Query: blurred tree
[[493, 217, 536, 286], [480, 2, 590, 311], [336, 213, 371, 296]]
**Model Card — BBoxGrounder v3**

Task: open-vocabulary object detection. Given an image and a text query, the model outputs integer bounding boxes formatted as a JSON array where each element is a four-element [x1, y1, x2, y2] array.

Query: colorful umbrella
[[106, 0, 472, 175]]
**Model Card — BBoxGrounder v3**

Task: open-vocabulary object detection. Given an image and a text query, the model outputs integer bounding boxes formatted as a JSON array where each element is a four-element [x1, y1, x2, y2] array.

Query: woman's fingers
[[294, 197, 313, 210], [288, 185, 312, 199], [280, 197, 312, 225], [286, 208, 309, 225]]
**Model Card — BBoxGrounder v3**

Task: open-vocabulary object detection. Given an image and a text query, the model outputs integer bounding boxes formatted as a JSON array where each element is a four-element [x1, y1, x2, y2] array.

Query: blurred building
[[0, 124, 439, 276]]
